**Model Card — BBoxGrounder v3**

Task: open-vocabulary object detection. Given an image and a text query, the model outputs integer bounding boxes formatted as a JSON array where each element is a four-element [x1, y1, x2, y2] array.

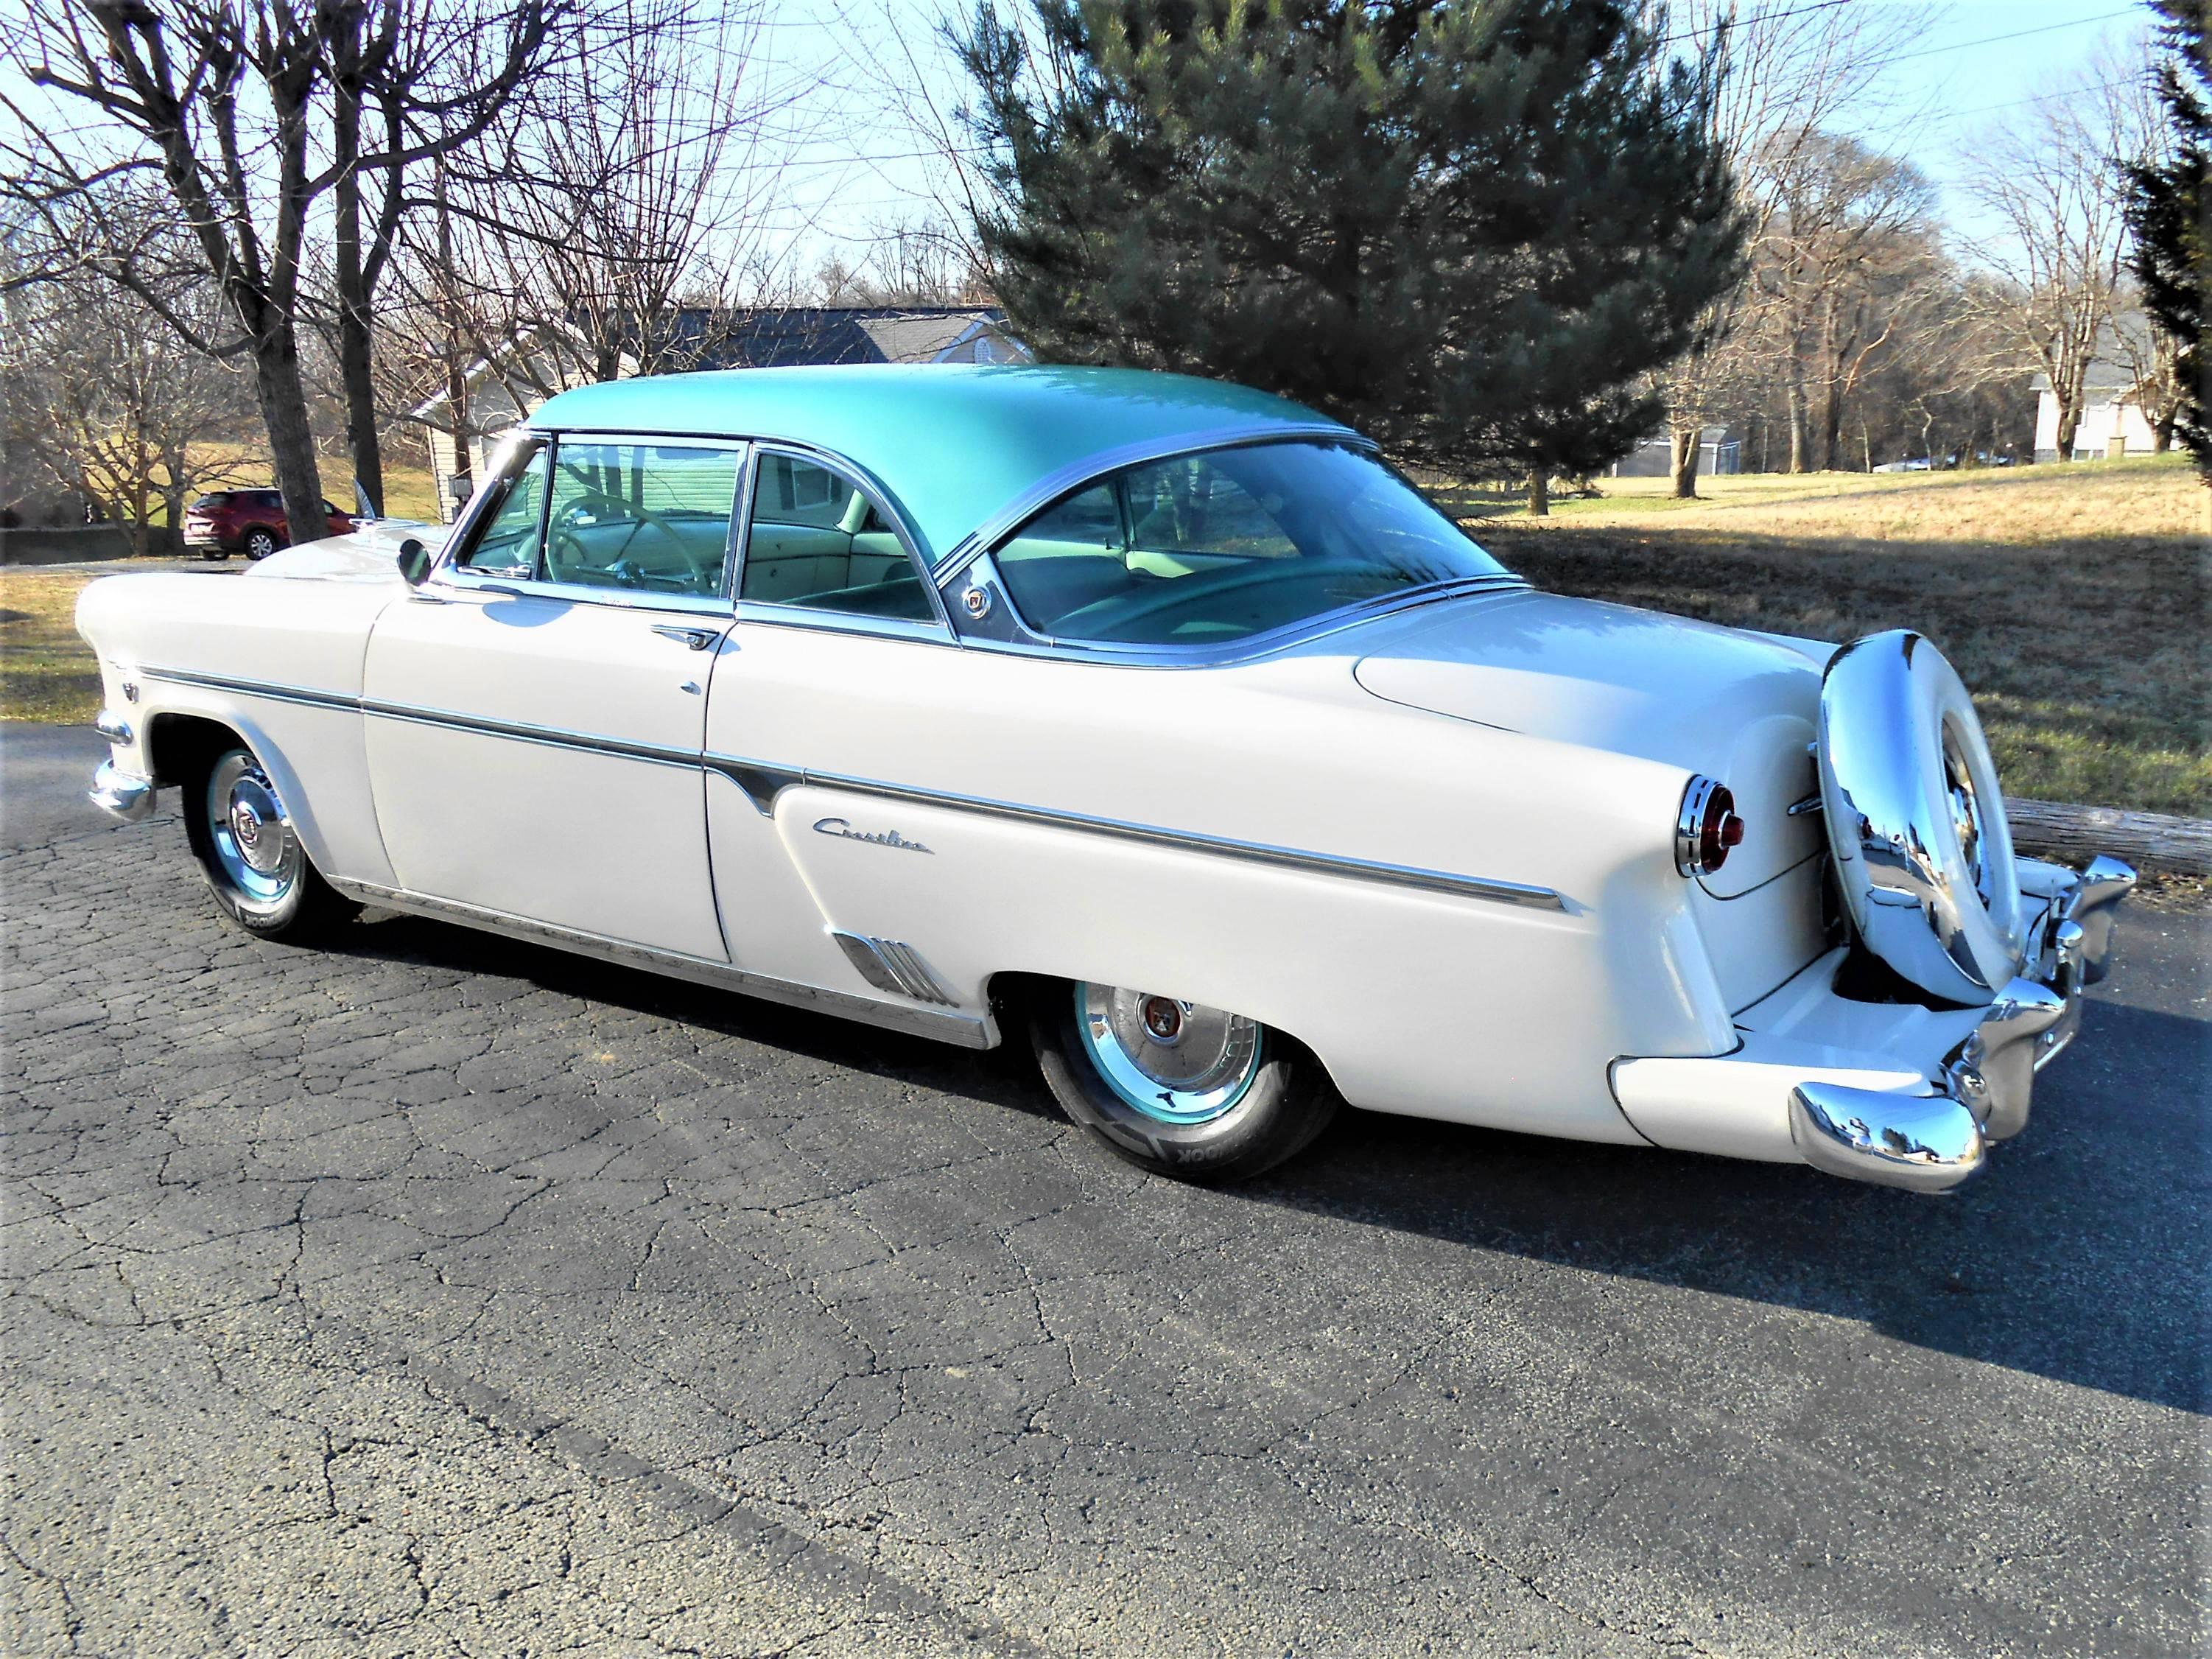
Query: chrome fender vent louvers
[[832, 932, 958, 1006]]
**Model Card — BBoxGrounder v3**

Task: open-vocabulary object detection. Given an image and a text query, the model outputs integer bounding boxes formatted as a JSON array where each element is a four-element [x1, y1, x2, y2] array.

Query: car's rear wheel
[[1030, 981, 1338, 1181], [243, 528, 280, 561], [182, 746, 356, 940]]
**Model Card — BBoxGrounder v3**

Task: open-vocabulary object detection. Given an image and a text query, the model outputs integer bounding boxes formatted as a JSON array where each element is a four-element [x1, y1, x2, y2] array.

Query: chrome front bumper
[[89, 758, 157, 824], [1787, 855, 2137, 1193]]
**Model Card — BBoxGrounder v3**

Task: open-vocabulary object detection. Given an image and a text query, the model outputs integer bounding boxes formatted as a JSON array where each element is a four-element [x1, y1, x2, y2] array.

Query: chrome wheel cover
[[1817, 630, 2024, 1003], [1075, 983, 1263, 1124], [206, 751, 301, 910]]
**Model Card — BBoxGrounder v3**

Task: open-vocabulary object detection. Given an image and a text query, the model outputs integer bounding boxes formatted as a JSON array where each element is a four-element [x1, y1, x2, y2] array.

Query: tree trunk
[[125, 475, 150, 558], [331, 84, 384, 519], [248, 320, 327, 544], [1786, 374, 1810, 474], [337, 290, 382, 516], [158, 452, 188, 558], [2152, 414, 2174, 454], [2053, 393, 2079, 462], [1526, 471, 1550, 517], [436, 156, 473, 521], [1669, 425, 1700, 499]]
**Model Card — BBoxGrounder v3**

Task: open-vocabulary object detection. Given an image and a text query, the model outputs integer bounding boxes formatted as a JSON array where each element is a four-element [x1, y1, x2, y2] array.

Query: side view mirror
[[396, 537, 432, 586]]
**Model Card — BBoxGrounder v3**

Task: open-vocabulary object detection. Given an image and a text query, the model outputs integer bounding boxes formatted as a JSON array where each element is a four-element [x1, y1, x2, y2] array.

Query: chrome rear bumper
[[1786, 855, 2136, 1193]]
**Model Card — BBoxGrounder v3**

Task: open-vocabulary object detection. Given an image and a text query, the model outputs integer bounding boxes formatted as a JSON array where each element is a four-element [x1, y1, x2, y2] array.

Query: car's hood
[[245, 521, 444, 583], [1347, 588, 1830, 895]]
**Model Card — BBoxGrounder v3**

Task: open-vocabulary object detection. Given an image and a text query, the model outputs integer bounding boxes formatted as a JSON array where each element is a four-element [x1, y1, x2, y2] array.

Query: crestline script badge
[[812, 817, 933, 854]]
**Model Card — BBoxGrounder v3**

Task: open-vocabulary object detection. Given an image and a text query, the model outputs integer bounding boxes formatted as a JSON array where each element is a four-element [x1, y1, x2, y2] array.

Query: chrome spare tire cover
[[1817, 630, 2026, 1005]]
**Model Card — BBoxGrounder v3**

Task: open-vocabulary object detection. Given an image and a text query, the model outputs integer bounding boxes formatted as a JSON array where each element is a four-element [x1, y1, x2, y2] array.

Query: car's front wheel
[[242, 528, 280, 560], [182, 746, 357, 940], [1030, 981, 1338, 1182]]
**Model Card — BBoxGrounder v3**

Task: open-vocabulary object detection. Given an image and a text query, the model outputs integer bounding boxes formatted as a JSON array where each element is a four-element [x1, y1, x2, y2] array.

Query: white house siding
[[2033, 392, 2163, 462], [425, 377, 554, 522]]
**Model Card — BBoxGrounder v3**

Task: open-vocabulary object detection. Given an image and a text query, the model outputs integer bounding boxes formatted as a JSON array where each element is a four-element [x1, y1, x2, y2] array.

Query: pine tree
[[2124, 0, 2211, 485], [959, 0, 1745, 512]]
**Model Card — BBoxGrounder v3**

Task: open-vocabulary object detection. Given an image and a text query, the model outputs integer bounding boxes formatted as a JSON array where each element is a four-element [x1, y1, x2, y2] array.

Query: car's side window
[[543, 441, 742, 597], [739, 453, 935, 622], [454, 443, 549, 577]]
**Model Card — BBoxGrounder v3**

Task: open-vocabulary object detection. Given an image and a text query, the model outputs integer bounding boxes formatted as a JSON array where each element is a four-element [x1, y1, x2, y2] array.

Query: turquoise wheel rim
[[1074, 983, 1264, 1125]]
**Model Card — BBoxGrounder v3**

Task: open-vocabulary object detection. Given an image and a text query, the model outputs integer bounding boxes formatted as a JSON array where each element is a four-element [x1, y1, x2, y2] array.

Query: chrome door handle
[[650, 625, 721, 651]]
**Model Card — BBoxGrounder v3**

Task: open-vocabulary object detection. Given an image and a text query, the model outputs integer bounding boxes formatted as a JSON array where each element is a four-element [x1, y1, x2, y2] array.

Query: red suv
[[183, 489, 354, 561]]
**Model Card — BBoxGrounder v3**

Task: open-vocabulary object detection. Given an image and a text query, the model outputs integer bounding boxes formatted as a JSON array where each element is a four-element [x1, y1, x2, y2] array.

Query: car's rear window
[[992, 441, 1509, 647]]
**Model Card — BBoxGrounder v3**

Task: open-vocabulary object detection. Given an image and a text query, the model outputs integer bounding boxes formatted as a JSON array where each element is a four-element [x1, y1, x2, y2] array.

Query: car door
[[362, 433, 744, 961], [701, 447, 966, 995]]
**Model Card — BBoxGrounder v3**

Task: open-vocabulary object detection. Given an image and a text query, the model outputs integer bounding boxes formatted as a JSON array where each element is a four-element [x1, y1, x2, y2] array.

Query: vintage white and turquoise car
[[80, 366, 2135, 1190]]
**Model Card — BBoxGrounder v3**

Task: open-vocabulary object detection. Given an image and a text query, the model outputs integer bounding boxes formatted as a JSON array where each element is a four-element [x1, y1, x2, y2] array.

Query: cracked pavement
[[3, 737, 2206, 1656]]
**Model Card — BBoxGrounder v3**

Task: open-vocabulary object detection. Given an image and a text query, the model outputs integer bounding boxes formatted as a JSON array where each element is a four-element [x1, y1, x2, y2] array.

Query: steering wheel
[[545, 491, 716, 588], [1058, 557, 1382, 636]]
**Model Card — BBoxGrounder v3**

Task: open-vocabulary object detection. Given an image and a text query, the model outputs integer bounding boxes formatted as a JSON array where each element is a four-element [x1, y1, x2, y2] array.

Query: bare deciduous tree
[[1654, 0, 1925, 494], [377, 0, 801, 501], [1962, 49, 2157, 462], [2, 218, 256, 553], [1, 0, 592, 540]]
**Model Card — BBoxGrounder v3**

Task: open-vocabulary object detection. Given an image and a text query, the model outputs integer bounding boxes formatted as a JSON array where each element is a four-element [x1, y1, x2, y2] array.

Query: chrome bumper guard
[[88, 759, 157, 824], [1788, 855, 2136, 1193]]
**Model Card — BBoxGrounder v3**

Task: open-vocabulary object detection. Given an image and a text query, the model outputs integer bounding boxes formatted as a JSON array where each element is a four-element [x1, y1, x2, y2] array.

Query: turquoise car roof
[[527, 365, 1355, 564]]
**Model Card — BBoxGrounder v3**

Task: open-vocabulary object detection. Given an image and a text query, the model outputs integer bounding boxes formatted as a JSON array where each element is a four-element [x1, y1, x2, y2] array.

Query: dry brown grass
[[1483, 457, 2211, 816], [0, 569, 103, 723]]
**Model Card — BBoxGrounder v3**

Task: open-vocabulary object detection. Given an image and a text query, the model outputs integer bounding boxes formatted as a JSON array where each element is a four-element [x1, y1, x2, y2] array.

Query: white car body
[[80, 366, 2131, 1191]]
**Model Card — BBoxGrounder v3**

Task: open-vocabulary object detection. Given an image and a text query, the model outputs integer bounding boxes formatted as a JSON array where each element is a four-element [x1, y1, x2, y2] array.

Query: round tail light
[[1676, 776, 1745, 877]]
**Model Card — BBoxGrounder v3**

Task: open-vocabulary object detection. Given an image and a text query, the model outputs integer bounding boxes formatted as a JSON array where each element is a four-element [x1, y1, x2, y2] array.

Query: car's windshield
[[991, 441, 1509, 647]]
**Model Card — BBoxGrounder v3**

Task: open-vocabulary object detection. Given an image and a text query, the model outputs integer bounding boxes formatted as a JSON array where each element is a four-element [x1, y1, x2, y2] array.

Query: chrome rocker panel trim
[[326, 878, 997, 1050], [88, 760, 156, 824], [1787, 852, 2136, 1193]]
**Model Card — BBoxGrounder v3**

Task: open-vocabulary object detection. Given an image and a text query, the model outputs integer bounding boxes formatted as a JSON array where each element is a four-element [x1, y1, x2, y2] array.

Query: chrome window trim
[[430, 432, 547, 586], [438, 569, 737, 618], [138, 664, 1565, 913], [729, 601, 955, 645], [936, 574, 1530, 670], [733, 441, 955, 639]]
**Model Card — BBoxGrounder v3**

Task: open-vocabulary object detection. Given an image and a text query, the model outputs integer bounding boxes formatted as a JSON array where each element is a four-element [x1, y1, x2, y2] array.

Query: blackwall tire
[[181, 745, 357, 941], [1029, 981, 1338, 1182], [243, 529, 279, 561], [1817, 630, 2025, 1004]]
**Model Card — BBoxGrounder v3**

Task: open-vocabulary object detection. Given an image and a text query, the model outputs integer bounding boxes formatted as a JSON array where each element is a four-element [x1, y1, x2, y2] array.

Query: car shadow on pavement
[[1253, 994, 2209, 1419], [330, 912, 2208, 1418]]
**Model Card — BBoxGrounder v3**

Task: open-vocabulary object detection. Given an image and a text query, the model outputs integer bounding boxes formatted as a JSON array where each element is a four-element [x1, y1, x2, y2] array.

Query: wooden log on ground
[[2005, 797, 2212, 875]]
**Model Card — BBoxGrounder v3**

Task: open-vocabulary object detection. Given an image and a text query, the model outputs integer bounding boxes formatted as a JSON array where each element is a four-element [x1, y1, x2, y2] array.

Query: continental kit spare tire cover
[[1817, 630, 2026, 1006]]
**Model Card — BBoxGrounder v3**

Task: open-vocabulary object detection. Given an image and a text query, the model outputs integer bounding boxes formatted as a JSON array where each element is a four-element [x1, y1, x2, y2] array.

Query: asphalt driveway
[[2, 744, 2205, 1657]]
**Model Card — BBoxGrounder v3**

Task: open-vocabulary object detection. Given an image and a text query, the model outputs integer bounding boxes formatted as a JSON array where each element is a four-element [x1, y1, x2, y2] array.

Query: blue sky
[[763, 0, 2163, 280]]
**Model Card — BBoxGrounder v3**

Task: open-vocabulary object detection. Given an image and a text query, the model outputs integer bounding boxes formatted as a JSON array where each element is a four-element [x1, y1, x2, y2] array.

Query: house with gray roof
[[413, 306, 1027, 520], [2031, 315, 2171, 462]]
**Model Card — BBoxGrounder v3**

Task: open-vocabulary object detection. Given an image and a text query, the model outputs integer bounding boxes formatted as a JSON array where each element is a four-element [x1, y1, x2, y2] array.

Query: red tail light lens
[[1676, 776, 1745, 877]]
